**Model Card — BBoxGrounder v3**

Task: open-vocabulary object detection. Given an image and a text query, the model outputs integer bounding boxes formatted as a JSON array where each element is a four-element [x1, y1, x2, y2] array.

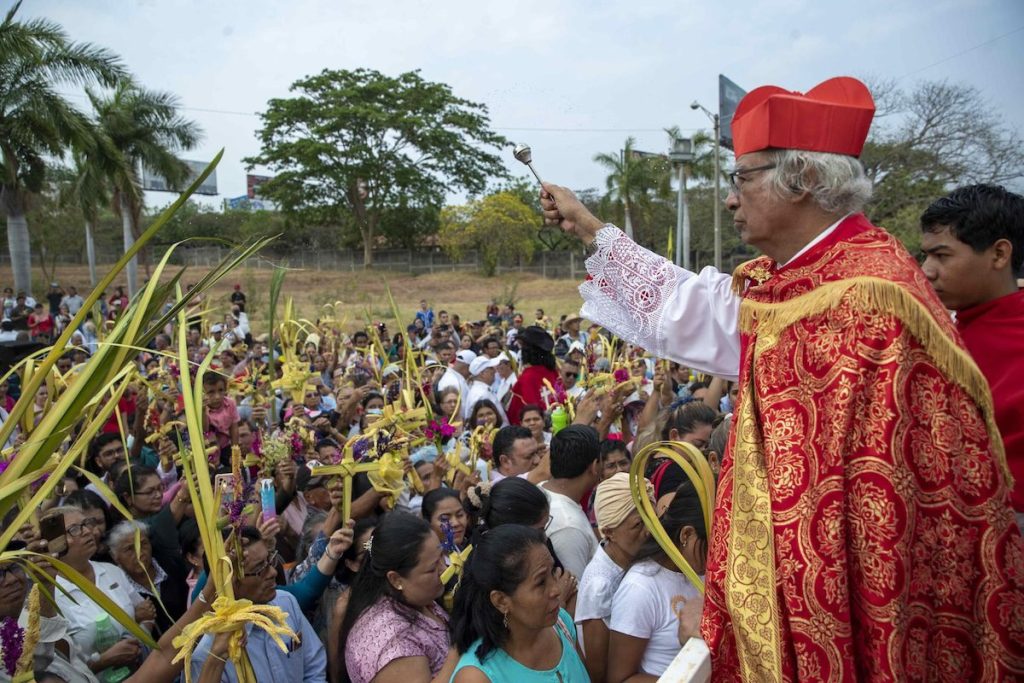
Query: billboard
[[226, 195, 276, 211], [246, 174, 272, 199], [140, 159, 218, 196], [718, 75, 747, 151]]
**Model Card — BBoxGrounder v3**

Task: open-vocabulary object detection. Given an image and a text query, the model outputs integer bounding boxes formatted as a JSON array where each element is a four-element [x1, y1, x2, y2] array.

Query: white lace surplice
[[578, 226, 741, 381]]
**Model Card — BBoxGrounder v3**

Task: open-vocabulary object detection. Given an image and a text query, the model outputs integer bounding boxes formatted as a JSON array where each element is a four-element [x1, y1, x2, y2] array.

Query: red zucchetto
[[731, 76, 875, 158]]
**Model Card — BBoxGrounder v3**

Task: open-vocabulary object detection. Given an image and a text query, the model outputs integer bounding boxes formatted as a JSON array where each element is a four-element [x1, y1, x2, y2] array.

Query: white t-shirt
[[575, 544, 625, 654], [541, 485, 598, 579], [609, 558, 701, 677], [56, 561, 145, 662]]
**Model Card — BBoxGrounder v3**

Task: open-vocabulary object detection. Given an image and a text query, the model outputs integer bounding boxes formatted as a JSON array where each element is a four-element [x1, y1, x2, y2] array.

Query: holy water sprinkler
[[513, 143, 544, 187]]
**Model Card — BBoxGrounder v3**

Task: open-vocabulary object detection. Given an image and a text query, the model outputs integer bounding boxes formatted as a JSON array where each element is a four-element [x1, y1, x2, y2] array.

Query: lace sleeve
[[578, 225, 741, 379]]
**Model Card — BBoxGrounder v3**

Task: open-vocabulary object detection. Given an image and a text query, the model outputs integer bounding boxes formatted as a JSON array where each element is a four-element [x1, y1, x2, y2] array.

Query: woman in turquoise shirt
[[450, 525, 589, 682]]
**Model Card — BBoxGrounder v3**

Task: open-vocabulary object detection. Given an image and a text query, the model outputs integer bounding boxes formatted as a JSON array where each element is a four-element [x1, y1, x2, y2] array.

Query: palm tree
[[0, 1, 126, 295], [67, 131, 129, 287], [593, 137, 671, 240], [88, 81, 202, 295]]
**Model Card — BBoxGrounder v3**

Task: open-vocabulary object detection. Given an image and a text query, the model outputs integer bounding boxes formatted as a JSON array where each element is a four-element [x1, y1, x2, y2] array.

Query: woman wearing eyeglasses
[[49, 505, 151, 677], [115, 465, 193, 624]]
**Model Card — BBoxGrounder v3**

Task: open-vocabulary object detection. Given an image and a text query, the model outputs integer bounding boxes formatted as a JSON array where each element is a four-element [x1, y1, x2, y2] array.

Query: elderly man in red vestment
[[919, 184, 1024, 535], [541, 77, 1024, 681]]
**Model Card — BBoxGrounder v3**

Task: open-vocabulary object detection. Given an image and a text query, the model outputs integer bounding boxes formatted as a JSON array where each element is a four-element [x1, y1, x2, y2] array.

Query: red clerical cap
[[731, 77, 875, 158]]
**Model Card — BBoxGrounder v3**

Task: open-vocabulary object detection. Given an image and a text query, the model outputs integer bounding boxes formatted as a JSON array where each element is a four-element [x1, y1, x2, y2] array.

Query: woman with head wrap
[[575, 472, 652, 683]]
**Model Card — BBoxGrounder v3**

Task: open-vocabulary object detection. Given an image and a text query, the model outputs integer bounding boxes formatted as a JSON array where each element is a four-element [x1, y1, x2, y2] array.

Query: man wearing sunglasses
[[188, 526, 326, 682], [542, 76, 1022, 681]]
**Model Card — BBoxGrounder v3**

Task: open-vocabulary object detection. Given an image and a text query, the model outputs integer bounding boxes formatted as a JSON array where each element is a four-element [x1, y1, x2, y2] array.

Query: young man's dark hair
[[920, 184, 1024, 273], [549, 424, 600, 479], [492, 425, 532, 461]]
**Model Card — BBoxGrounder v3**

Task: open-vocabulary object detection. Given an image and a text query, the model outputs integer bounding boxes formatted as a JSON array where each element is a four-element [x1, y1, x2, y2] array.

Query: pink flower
[[613, 368, 630, 383]]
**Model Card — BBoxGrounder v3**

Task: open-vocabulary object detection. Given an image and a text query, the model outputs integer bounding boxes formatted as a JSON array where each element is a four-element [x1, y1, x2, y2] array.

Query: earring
[[502, 612, 509, 629], [397, 585, 404, 591]]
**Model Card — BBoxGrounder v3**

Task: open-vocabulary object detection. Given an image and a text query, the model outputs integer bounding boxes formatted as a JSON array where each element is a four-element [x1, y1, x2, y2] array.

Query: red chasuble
[[700, 214, 1024, 681], [956, 290, 1024, 511]]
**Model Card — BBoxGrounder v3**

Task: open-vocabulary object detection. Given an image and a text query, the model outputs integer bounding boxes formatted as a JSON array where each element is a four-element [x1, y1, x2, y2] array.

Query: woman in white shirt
[[576, 472, 652, 683], [48, 506, 152, 677], [607, 481, 707, 682]]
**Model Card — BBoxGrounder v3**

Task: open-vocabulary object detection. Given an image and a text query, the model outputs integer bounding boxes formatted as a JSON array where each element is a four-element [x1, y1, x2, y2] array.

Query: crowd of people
[[2, 73, 1023, 683], [0, 277, 734, 683]]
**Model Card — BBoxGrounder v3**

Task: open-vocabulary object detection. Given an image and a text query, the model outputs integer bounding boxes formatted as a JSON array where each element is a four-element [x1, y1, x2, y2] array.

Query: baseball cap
[[455, 350, 477, 365], [211, 323, 224, 333], [469, 355, 501, 376]]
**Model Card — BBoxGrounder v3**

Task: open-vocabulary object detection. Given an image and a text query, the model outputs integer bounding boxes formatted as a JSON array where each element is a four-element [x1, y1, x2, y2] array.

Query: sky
[[29, 0, 1024, 208]]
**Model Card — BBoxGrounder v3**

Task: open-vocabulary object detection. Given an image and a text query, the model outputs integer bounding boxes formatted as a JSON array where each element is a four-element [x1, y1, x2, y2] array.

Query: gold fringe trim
[[731, 259, 765, 296], [738, 276, 1010, 487]]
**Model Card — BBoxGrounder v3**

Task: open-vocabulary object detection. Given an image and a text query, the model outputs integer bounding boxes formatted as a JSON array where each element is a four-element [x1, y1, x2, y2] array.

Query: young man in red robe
[[920, 184, 1024, 534], [541, 77, 1024, 681]]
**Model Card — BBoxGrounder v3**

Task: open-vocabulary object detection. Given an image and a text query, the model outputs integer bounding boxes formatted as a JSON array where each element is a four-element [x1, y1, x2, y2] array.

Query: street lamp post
[[691, 101, 723, 271], [669, 136, 695, 270]]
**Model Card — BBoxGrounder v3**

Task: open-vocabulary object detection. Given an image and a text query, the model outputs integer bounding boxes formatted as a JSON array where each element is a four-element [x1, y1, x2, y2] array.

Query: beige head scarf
[[594, 471, 653, 537]]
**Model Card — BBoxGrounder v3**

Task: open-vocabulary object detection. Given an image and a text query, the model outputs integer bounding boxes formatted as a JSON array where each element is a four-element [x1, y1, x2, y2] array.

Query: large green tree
[[245, 68, 508, 266], [0, 2, 126, 295], [440, 191, 537, 276], [88, 81, 202, 295]]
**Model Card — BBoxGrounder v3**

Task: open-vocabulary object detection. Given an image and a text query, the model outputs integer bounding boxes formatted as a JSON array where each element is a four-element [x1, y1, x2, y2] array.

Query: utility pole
[[692, 101, 724, 271], [669, 136, 695, 270], [712, 113, 722, 271]]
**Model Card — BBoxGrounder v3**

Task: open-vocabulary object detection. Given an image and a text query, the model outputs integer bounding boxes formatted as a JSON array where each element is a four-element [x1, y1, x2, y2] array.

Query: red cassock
[[956, 289, 1024, 512], [700, 214, 1024, 681]]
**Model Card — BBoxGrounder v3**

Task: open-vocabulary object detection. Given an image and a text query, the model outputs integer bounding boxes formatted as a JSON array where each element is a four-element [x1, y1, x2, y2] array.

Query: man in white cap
[[465, 354, 507, 425], [438, 349, 475, 421], [205, 323, 229, 353], [492, 351, 518, 408]]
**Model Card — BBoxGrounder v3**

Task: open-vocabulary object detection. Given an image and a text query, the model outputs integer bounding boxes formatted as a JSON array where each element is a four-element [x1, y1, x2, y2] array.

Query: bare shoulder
[[452, 666, 491, 683]]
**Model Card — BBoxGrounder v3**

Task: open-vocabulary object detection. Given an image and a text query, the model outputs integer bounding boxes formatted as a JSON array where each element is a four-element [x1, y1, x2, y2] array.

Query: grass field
[[0, 263, 587, 332]]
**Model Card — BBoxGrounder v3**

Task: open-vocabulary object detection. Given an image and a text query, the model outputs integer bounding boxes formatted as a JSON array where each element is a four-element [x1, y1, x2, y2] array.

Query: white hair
[[107, 520, 149, 552], [764, 149, 873, 215]]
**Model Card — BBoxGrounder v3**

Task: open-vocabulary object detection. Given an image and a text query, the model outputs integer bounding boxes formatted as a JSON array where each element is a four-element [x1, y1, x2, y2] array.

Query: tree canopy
[[440, 191, 538, 276], [244, 68, 508, 265]]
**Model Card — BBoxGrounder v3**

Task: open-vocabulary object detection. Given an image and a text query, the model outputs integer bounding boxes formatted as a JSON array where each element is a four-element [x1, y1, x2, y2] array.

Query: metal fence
[[0, 245, 750, 279]]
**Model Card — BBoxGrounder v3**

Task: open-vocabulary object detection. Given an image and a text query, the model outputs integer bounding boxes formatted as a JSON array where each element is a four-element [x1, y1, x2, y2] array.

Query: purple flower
[[289, 432, 304, 458], [439, 420, 455, 438], [613, 368, 630, 383], [0, 616, 24, 676], [439, 517, 457, 554], [352, 439, 370, 462], [374, 432, 392, 459], [251, 431, 263, 457], [0, 460, 9, 477]]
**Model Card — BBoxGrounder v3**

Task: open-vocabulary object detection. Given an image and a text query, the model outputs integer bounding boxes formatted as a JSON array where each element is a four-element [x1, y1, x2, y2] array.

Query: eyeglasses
[[728, 163, 776, 191], [98, 446, 125, 459], [67, 518, 100, 538], [0, 564, 26, 582], [243, 550, 279, 578], [133, 484, 165, 498]]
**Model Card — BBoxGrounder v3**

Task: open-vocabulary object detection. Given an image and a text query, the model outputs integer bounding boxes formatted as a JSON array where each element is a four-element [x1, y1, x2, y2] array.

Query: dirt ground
[[1, 263, 587, 331]]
